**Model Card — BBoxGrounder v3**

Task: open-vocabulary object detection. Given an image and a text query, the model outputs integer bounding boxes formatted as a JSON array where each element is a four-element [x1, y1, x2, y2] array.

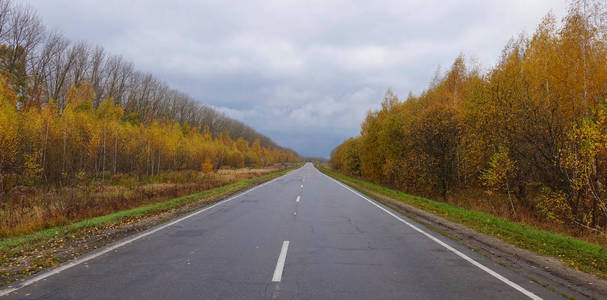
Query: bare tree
[[68, 41, 90, 87], [88, 45, 105, 106]]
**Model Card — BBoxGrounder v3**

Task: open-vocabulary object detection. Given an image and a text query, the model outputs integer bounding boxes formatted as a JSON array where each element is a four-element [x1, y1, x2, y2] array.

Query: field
[[1, 167, 288, 238]]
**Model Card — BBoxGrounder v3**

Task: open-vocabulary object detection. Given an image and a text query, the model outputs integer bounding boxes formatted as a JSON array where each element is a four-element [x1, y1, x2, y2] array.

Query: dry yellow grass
[[444, 188, 607, 248], [0, 166, 285, 238]]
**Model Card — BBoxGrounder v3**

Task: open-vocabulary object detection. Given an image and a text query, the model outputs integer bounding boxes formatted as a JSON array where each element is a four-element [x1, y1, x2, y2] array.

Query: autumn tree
[[331, 0, 607, 229]]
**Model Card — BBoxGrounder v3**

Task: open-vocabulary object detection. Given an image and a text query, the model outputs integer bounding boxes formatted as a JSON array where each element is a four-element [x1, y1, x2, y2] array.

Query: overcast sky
[[24, 0, 568, 158]]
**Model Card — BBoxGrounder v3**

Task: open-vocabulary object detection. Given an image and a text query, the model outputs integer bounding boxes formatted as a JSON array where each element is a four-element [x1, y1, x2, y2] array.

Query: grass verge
[[0, 166, 298, 285], [317, 165, 607, 279]]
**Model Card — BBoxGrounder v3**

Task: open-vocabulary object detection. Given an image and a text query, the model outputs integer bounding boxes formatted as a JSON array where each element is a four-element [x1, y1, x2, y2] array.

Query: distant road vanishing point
[[2, 163, 562, 299]]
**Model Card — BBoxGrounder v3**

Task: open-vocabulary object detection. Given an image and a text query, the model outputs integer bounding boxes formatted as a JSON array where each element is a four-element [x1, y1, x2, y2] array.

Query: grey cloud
[[25, 0, 568, 157]]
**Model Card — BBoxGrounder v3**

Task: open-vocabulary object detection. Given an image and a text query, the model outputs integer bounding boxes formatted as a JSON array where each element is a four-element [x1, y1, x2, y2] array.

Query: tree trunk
[[102, 123, 106, 178], [506, 181, 517, 217], [42, 120, 49, 182], [62, 125, 67, 178], [113, 135, 118, 174]]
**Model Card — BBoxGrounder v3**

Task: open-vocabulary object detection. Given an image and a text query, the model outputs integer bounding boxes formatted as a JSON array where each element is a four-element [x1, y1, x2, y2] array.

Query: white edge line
[[0, 171, 293, 297], [272, 241, 290, 282], [319, 171, 542, 300]]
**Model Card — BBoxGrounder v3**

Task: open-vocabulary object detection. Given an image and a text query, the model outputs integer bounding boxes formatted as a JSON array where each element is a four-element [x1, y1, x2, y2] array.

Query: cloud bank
[[25, 0, 568, 157]]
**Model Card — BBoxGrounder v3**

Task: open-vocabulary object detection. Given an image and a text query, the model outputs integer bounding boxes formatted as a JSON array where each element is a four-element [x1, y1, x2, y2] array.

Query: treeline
[[331, 1, 607, 230], [0, 0, 298, 188], [0, 0, 279, 148]]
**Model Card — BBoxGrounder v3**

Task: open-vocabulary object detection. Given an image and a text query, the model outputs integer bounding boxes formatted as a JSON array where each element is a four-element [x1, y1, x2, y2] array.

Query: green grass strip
[[0, 167, 295, 252], [317, 165, 607, 278]]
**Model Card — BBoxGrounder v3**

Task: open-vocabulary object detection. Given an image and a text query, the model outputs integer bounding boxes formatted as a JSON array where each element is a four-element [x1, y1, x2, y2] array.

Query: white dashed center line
[[272, 241, 290, 282]]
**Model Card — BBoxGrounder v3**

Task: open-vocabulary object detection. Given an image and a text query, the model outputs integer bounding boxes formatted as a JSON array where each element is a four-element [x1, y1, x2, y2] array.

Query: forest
[[330, 1, 607, 234], [0, 0, 299, 236], [0, 0, 298, 188]]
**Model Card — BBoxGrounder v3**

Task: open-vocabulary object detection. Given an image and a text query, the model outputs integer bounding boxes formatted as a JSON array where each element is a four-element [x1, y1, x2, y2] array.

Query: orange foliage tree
[[331, 1, 607, 229]]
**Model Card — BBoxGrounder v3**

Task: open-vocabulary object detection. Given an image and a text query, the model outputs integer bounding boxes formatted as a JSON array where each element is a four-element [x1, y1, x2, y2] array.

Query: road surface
[[2, 163, 562, 299]]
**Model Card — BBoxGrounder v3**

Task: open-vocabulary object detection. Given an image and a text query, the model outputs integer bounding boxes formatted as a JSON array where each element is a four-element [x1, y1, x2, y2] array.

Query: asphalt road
[[2, 163, 563, 299]]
